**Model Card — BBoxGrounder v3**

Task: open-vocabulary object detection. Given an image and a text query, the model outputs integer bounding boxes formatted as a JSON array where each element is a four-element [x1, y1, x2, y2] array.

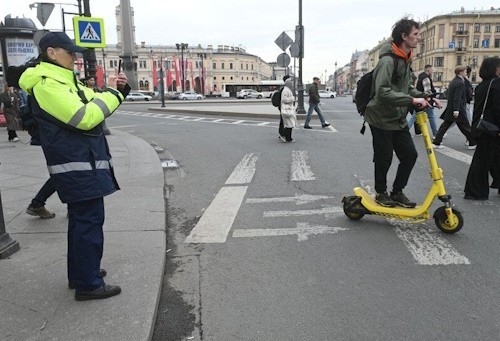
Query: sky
[[1, 0, 497, 81]]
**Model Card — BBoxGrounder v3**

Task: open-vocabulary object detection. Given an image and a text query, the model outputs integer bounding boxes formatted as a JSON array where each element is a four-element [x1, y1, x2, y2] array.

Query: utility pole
[[82, 0, 97, 80], [176, 43, 188, 92], [296, 0, 306, 115]]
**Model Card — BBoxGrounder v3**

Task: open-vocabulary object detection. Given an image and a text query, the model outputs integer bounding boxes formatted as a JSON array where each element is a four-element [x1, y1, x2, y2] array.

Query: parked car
[[179, 91, 203, 100], [126, 92, 152, 101], [237, 89, 263, 99], [318, 90, 336, 98], [165, 92, 181, 100]]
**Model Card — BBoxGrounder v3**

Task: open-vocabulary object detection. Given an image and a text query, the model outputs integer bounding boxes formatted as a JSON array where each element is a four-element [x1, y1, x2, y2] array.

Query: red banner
[[96, 65, 104, 88], [173, 59, 181, 91], [189, 60, 194, 91], [166, 69, 173, 90], [152, 59, 158, 88]]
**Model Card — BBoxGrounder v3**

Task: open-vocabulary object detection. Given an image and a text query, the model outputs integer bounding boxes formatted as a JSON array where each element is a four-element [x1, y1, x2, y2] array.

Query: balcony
[[455, 30, 469, 35], [455, 47, 467, 52]]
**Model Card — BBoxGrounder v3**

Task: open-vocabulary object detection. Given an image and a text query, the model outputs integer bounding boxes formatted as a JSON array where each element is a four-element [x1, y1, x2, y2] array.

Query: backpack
[[271, 88, 283, 107], [355, 53, 398, 116], [17, 90, 40, 145]]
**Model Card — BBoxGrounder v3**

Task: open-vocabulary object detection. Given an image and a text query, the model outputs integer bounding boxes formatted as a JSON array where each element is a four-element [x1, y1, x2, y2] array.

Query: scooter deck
[[354, 187, 430, 220]]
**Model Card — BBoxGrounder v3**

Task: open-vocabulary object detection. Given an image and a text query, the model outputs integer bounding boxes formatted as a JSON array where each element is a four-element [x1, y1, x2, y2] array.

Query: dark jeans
[[370, 125, 418, 193], [31, 177, 56, 208], [464, 135, 500, 199], [433, 119, 476, 146], [68, 197, 105, 292], [279, 112, 292, 141]]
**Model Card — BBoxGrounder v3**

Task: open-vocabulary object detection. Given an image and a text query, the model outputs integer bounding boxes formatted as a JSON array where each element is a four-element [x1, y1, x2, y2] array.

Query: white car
[[237, 89, 263, 99], [318, 90, 336, 98], [126, 92, 152, 101], [179, 91, 203, 100]]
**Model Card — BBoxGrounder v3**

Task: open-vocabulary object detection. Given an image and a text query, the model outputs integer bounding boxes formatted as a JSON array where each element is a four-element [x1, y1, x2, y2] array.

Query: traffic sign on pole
[[36, 3, 55, 27], [72, 16, 106, 48], [275, 31, 293, 52], [277, 53, 291, 67]]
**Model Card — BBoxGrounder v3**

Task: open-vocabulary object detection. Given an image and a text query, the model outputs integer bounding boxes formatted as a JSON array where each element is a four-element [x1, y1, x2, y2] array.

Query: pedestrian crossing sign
[[73, 17, 106, 48]]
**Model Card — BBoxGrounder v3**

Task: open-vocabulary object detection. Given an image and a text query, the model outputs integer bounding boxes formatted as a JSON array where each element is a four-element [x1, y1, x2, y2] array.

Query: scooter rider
[[364, 18, 440, 208]]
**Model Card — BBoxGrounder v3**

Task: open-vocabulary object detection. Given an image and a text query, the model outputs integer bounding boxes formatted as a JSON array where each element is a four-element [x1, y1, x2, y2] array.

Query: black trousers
[[433, 119, 476, 146], [370, 125, 418, 194], [31, 177, 56, 207], [278, 113, 292, 141], [464, 135, 500, 199]]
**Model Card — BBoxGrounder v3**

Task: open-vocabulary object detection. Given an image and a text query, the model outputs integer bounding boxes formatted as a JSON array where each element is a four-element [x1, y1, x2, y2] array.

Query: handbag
[[473, 79, 500, 137]]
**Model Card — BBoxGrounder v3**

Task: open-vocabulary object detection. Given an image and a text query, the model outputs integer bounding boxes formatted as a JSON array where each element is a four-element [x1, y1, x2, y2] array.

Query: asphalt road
[[109, 98, 500, 341]]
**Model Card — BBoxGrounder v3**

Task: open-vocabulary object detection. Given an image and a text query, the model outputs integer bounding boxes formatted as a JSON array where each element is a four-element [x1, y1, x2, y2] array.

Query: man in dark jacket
[[409, 65, 440, 136], [304, 77, 330, 129], [364, 18, 431, 208], [432, 66, 477, 150]]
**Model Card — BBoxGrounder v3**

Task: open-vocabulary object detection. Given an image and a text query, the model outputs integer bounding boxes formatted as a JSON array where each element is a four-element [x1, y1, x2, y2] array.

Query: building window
[[471, 72, 477, 82], [456, 56, 462, 65], [222, 63, 225, 69], [434, 57, 444, 67], [110, 60, 118, 68], [457, 23, 465, 33], [222, 76, 225, 80], [495, 39, 500, 48], [98, 60, 102, 66], [474, 23, 480, 33], [230, 63, 233, 69], [473, 38, 479, 48], [213, 76, 217, 80], [251, 64, 254, 70], [496, 24, 500, 33], [230, 76, 233, 80], [241, 77, 243, 80], [241, 63, 243, 69], [485, 23, 491, 32], [482, 39, 490, 48], [457, 40, 463, 48], [246, 77, 249, 80], [213, 62, 216, 69], [435, 72, 443, 82], [166, 60, 172, 69], [139, 60, 147, 68], [246, 64, 248, 70]]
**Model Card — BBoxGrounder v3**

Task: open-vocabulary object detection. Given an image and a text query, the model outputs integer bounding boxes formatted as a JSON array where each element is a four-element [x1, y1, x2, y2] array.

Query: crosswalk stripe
[[263, 206, 343, 217], [435, 146, 472, 164], [225, 153, 259, 185], [291, 151, 315, 181]]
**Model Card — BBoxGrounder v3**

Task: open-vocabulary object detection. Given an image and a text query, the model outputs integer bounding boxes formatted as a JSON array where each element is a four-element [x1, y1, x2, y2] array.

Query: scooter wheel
[[342, 196, 365, 220], [433, 206, 463, 234]]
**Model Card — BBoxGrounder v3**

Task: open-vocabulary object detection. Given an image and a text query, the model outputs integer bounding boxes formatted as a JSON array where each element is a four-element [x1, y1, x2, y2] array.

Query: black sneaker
[[375, 192, 398, 207], [304, 125, 313, 129], [75, 284, 121, 301], [68, 269, 107, 289], [322, 123, 331, 128], [390, 191, 416, 208]]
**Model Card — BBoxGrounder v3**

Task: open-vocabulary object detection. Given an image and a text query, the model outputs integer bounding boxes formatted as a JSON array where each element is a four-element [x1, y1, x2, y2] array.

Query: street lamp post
[[158, 55, 165, 107], [334, 61, 337, 92], [197, 52, 207, 95], [296, 0, 306, 115], [0, 192, 19, 259], [176, 43, 188, 92]]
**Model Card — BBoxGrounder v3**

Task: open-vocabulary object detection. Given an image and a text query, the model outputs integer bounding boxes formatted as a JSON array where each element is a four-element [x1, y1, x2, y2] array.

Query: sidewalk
[[0, 129, 165, 340]]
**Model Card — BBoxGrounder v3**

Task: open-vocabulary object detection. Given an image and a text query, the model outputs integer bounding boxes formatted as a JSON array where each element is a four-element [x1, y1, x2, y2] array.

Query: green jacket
[[364, 43, 426, 130]]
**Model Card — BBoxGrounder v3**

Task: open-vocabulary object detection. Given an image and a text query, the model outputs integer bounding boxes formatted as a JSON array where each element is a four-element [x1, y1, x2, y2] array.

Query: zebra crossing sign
[[73, 17, 106, 48]]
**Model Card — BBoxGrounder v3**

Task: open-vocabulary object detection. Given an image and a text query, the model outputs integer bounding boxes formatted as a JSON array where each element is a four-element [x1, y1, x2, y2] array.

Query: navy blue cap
[[39, 32, 86, 53]]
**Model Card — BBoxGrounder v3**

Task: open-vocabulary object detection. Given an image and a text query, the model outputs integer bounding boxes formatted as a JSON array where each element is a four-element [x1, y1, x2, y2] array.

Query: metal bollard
[[0, 190, 20, 259]]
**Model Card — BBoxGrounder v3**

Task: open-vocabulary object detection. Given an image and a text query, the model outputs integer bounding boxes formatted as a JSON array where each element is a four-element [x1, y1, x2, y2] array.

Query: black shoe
[[304, 125, 313, 129], [68, 269, 107, 289], [322, 123, 331, 128], [75, 284, 121, 301], [375, 192, 398, 207], [390, 191, 416, 208], [464, 194, 487, 200]]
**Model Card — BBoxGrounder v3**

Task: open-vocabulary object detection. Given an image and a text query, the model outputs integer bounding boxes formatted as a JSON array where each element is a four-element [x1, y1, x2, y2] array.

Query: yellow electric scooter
[[342, 111, 463, 234]]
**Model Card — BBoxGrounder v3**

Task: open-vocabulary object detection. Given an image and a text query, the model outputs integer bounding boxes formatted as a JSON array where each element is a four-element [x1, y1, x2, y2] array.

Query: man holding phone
[[19, 32, 131, 301]]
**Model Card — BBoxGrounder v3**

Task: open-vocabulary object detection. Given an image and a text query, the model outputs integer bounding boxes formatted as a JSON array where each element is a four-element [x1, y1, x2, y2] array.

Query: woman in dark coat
[[1, 86, 22, 141], [464, 57, 500, 200]]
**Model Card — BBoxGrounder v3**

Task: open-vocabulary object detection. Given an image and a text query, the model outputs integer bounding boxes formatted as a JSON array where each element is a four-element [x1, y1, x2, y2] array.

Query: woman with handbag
[[279, 77, 297, 142], [464, 57, 500, 200]]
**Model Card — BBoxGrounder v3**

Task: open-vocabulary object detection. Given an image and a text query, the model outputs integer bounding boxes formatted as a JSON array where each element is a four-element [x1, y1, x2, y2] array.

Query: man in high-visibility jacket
[[19, 32, 130, 301]]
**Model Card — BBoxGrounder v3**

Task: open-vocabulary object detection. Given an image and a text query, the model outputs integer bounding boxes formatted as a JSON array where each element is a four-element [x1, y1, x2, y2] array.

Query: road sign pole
[[296, 0, 306, 115], [82, 0, 97, 80]]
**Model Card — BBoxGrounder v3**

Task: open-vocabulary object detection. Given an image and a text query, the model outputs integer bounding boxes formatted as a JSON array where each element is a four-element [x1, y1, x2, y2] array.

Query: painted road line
[[184, 186, 248, 243], [391, 219, 471, 265], [436, 146, 472, 165], [326, 125, 338, 132], [263, 206, 343, 218], [225, 153, 259, 185], [192, 118, 206, 121], [359, 180, 470, 265], [246, 194, 333, 205], [233, 223, 348, 242], [291, 151, 315, 181], [258, 122, 271, 126], [231, 120, 246, 124]]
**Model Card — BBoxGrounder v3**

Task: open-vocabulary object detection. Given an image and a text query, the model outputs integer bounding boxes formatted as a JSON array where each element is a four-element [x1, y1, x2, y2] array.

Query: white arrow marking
[[291, 151, 315, 181], [233, 223, 348, 241], [246, 193, 334, 205], [225, 153, 259, 185], [263, 206, 343, 217]]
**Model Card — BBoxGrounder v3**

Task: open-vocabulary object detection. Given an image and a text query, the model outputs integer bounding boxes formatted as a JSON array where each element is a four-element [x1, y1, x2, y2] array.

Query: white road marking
[[233, 223, 348, 241], [257, 122, 271, 126], [184, 186, 248, 243], [225, 153, 259, 185], [435, 146, 472, 164], [359, 180, 470, 265], [326, 125, 338, 132], [391, 219, 471, 265], [263, 206, 343, 217], [192, 118, 205, 121], [291, 151, 315, 181], [246, 193, 333, 205], [231, 120, 245, 124]]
